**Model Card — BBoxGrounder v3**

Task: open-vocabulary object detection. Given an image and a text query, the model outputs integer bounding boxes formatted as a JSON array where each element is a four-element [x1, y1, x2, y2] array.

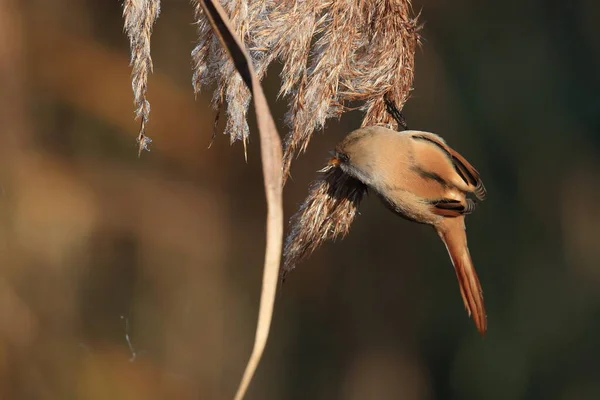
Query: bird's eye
[[338, 153, 349, 163]]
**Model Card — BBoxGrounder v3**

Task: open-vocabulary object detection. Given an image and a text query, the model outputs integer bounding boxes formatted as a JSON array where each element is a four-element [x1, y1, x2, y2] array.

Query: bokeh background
[[1, 0, 599, 399]]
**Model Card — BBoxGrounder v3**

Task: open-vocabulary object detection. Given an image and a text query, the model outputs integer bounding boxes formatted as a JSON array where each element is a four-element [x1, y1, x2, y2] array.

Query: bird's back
[[337, 127, 471, 223]]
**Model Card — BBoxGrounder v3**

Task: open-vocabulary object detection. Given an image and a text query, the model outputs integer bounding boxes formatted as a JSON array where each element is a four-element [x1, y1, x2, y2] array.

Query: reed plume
[[122, 0, 161, 155], [282, 165, 367, 282], [191, 0, 420, 178], [122, 3, 419, 399]]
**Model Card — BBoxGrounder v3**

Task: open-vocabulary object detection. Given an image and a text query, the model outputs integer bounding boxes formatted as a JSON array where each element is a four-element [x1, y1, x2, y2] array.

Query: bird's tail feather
[[437, 218, 487, 335]]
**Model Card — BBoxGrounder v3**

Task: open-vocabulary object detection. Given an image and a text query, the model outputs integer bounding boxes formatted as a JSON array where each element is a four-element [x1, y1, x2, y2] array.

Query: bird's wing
[[410, 132, 486, 201], [431, 198, 477, 217]]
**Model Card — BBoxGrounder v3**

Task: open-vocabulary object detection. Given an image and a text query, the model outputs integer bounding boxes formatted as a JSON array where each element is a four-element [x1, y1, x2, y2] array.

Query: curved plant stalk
[[195, 1, 283, 400], [124, 0, 418, 398]]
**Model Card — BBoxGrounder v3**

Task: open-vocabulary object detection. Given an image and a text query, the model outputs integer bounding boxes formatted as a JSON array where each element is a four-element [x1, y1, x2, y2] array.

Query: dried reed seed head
[[123, 0, 161, 153], [191, 0, 419, 174], [282, 165, 367, 281]]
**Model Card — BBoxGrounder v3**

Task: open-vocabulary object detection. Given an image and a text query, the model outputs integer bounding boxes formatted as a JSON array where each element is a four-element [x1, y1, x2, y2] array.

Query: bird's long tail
[[436, 218, 487, 335]]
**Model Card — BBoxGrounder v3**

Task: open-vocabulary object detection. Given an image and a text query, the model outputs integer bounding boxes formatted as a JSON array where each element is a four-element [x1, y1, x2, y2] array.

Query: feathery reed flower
[[122, 0, 161, 155], [191, 0, 420, 177]]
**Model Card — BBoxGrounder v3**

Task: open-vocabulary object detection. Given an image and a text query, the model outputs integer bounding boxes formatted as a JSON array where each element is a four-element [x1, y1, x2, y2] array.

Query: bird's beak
[[327, 150, 340, 166], [328, 156, 340, 166], [317, 151, 341, 173]]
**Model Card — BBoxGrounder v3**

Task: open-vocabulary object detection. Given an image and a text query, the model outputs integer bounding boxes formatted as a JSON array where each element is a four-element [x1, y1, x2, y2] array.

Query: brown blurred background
[[1, 0, 600, 399]]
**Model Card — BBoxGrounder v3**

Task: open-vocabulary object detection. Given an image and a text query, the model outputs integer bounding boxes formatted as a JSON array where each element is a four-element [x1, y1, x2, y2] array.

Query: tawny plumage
[[330, 126, 487, 335]]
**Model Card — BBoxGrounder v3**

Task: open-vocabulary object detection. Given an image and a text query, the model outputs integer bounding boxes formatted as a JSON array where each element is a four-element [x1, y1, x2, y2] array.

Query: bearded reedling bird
[[328, 125, 488, 335]]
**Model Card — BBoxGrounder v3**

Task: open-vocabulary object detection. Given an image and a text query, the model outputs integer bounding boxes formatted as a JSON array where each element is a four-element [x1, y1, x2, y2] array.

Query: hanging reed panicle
[[122, 2, 418, 399], [281, 165, 367, 282], [122, 0, 161, 155], [191, 0, 420, 177]]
